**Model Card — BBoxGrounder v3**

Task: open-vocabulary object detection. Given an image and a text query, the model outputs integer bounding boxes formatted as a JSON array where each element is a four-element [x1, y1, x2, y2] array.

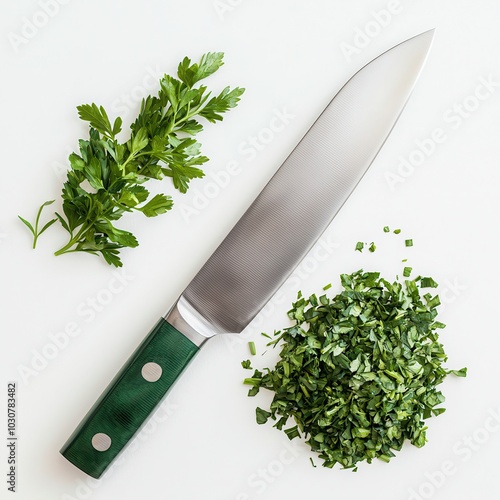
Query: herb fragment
[[405, 239, 413, 247], [18, 200, 57, 249], [21, 52, 244, 267], [249, 341, 257, 356], [355, 242, 364, 252], [368, 242, 376, 253], [394, 229, 401, 234], [383, 226, 390, 233], [245, 270, 466, 470], [403, 266, 412, 277], [420, 277, 438, 288], [323, 283, 332, 291], [448, 368, 467, 377], [241, 360, 252, 370], [256, 407, 272, 425]]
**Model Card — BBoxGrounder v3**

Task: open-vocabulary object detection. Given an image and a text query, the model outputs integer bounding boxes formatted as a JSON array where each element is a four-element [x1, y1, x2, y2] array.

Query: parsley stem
[[120, 151, 138, 172], [54, 243, 76, 256], [18, 200, 56, 249], [54, 224, 91, 256]]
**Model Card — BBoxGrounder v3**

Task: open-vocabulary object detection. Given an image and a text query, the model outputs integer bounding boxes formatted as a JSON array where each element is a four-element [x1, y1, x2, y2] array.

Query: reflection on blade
[[183, 30, 435, 333]]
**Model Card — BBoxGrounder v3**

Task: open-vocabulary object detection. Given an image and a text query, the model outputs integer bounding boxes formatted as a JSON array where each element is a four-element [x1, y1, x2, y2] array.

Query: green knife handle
[[60, 318, 199, 479]]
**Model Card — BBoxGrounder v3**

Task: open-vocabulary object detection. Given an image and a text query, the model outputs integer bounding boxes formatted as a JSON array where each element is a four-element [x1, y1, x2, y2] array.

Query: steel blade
[[179, 30, 434, 334]]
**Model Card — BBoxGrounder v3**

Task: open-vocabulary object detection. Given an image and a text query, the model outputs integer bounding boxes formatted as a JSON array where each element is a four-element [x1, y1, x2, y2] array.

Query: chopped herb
[[245, 270, 466, 470], [249, 341, 257, 356], [355, 242, 364, 252], [425, 294, 441, 309], [403, 267, 412, 277], [405, 239, 413, 247], [285, 426, 301, 440], [261, 332, 272, 340], [323, 283, 332, 291], [447, 368, 467, 377], [383, 226, 390, 233], [368, 242, 376, 253], [241, 360, 252, 370], [310, 457, 317, 468], [420, 277, 438, 288], [394, 229, 401, 234], [256, 407, 271, 425], [402, 258, 408, 263]]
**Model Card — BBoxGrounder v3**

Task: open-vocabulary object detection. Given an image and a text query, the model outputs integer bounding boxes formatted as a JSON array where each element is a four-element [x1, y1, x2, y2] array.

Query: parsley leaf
[[403, 266, 413, 277], [256, 407, 272, 425], [241, 360, 252, 370]]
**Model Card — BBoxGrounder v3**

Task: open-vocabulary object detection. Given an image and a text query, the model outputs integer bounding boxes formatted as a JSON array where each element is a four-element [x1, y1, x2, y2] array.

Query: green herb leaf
[[256, 407, 272, 425], [368, 242, 376, 253], [448, 367, 467, 377], [355, 242, 364, 252], [77, 104, 115, 139], [101, 248, 123, 268], [18, 216, 35, 235], [241, 360, 252, 370], [403, 267, 412, 277], [420, 277, 438, 288], [285, 426, 301, 440], [178, 52, 225, 88], [38, 218, 57, 236], [199, 86, 245, 123], [139, 194, 173, 217], [131, 127, 149, 153], [96, 221, 139, 248], [383, 226, 390, 233], [405, 239, 413, 247]]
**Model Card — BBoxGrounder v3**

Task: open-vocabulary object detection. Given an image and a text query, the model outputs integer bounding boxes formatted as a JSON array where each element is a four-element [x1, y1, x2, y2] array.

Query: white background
[[1, 1, 500, 499]]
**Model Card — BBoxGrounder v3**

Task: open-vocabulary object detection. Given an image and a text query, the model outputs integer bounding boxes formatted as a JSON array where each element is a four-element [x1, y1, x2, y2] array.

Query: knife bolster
[[165, 295, 221, 344]]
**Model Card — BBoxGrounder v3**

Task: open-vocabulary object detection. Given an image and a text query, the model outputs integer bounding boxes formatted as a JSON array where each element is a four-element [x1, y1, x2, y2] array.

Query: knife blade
[[61, 29, 434, 478]]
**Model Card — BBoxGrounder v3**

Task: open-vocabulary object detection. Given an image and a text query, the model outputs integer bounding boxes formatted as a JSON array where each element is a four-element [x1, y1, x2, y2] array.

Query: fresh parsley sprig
[[20, 52, 244, 267]]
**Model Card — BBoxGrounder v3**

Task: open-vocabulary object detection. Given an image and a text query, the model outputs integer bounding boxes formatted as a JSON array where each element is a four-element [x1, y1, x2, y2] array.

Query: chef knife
[[61, 30, 434, 478]]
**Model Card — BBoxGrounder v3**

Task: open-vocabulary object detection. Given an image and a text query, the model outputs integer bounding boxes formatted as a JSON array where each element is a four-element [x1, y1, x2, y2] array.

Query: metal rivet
[[92, 433, 112, 452], [141, 362, 162, 382]]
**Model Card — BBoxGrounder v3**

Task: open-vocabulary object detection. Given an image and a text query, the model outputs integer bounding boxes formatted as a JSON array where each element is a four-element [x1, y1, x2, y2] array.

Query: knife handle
[[60, 318, 199, 479]]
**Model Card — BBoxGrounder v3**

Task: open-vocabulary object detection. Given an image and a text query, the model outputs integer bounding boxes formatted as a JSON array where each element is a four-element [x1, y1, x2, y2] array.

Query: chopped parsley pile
[[244, 270, 466, 470]]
